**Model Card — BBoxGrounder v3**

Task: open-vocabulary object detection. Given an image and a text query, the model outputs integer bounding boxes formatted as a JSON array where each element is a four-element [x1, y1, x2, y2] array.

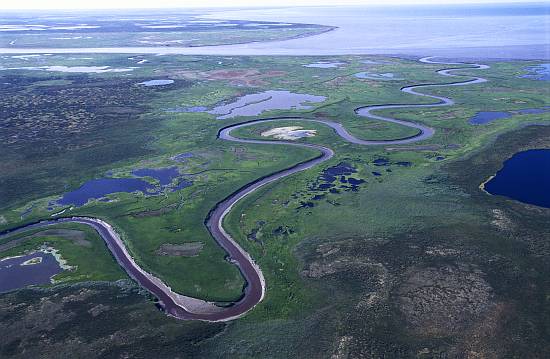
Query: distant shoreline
[[0, 44, 547, 60]]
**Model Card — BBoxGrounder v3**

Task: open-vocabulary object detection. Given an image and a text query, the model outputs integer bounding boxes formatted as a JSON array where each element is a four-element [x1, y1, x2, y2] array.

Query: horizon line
[[1, 1, 545, 12]]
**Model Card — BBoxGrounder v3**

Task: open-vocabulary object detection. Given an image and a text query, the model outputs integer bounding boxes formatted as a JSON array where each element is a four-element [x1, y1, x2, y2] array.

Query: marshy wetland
[[0, 51, 549, 356]]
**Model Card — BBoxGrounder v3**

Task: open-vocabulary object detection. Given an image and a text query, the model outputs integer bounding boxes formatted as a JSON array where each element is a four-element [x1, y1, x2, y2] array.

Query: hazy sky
[[1, 0, 533, 10]]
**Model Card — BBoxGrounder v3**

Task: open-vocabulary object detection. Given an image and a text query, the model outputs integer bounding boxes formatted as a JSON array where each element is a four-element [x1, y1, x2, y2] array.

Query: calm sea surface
[[0, 4, 548, 59]]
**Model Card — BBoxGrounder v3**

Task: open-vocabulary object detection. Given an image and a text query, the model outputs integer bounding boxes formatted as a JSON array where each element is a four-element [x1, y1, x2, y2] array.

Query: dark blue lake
[[58, 178, 155, 206], [132, 167, 180, 186], [484, 149, 550, 208], [0, 252, 63, 293]]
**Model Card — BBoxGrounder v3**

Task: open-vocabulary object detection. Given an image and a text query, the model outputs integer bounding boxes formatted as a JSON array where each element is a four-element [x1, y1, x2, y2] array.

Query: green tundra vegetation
[[0, 53, 549, 357]]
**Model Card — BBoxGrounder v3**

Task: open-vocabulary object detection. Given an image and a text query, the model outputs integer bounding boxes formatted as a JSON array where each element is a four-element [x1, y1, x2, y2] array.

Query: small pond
[[469, 107, 550, 125], [469, 111, 512, 125], [309, 162, 365, 194], [483, 149, 550, 208], [0, 252, 63, 293]]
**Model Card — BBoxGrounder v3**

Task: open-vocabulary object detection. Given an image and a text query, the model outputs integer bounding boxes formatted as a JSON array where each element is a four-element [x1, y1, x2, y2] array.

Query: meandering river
[[0, 57, 488, 321]]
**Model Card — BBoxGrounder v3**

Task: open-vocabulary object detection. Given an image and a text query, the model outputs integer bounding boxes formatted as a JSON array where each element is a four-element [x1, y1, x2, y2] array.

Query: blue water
[[192, 3, 550, 59], [309, 162, 365, 193], [470, 111, 512, 125], [207, 90, 326, 120], [0, 252, 63, 293], [58, 166, 193, 206], [373, 158, 390, 166], [0, 4, 548, 59], [470, 107, 550, 125], [521, 64, 550, 81], [58, 178, 154, 206], [132, 167, 180, 185], [347, 178, 365, 185], [484, 149, 550, 208]]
